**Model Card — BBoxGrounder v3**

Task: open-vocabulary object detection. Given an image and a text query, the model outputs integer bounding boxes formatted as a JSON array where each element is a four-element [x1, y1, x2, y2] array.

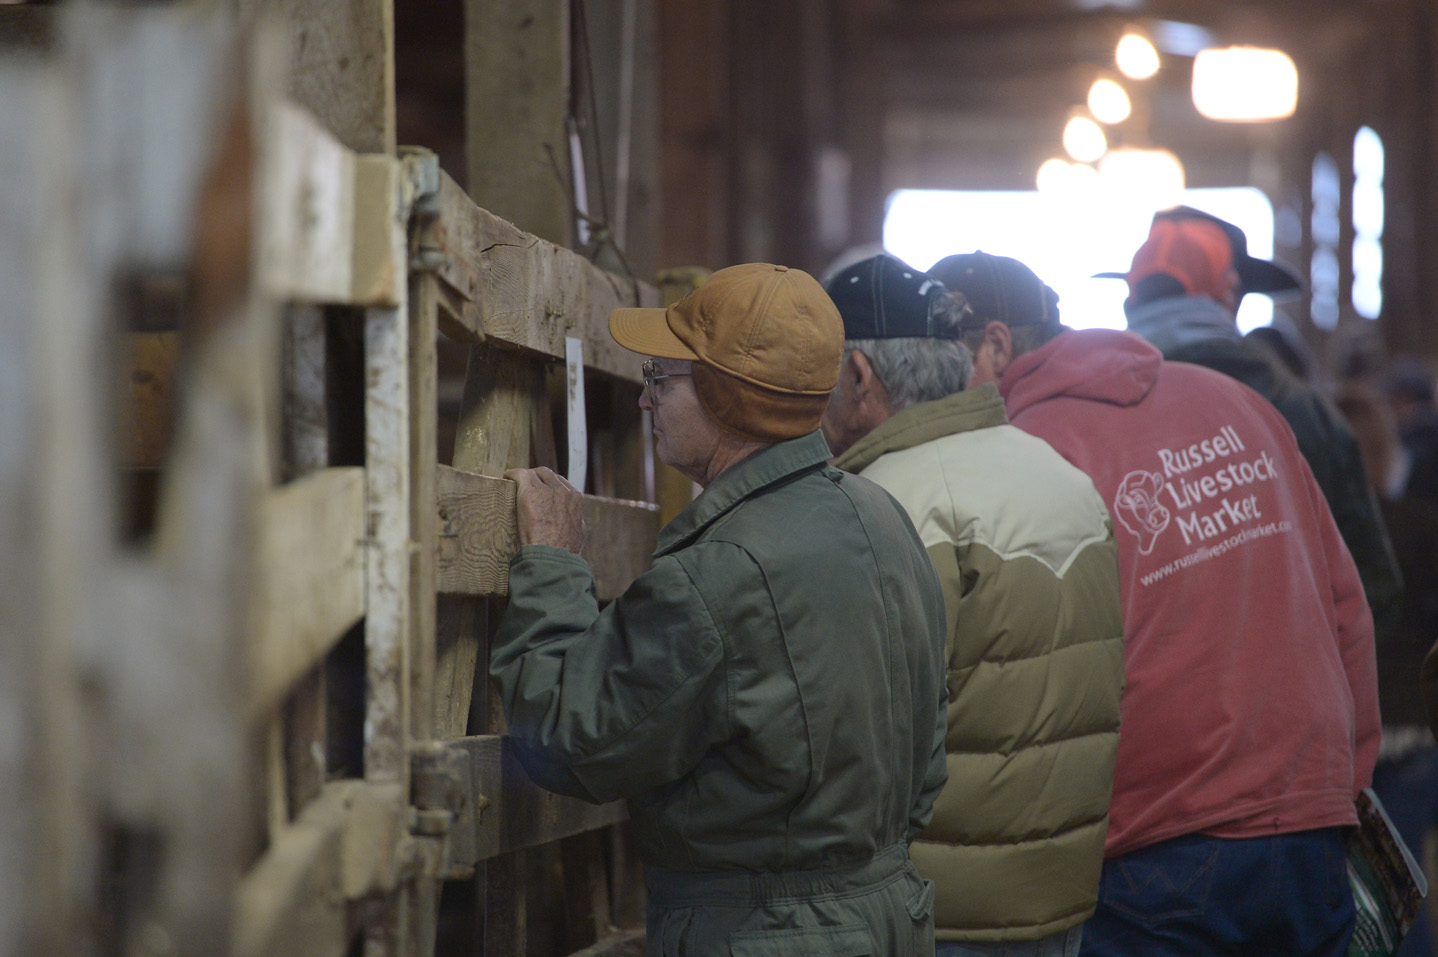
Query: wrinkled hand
[[505, 467, 587, 554]]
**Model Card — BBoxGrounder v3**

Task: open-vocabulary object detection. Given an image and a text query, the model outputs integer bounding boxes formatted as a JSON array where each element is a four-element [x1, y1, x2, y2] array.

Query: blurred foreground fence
[[0, 5, 663, 955]]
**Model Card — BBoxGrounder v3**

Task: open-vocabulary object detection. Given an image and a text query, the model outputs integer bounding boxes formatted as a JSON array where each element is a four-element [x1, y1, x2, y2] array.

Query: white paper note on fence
[[565, 337, 588, 492]]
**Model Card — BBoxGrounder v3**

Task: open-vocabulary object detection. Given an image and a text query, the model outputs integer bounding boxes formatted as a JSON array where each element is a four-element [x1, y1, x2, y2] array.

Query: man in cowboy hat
[[489, 262, 949, 956], [1103, 205, 1402, 647]]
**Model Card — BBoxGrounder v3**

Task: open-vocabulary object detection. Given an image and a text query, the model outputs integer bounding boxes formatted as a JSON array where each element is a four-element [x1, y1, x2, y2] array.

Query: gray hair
[[961, 320, 1062, 363], [843, 291, 973, 411]]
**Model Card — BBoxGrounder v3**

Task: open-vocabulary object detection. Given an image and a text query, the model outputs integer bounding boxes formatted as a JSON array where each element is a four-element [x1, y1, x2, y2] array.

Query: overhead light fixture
[[1036, 158, 1099, 197], [1088, 79, 1132, 124], [1116, 33, 1160, 80], [1063, 115, 1107, 163], [1098, 148, 1186, 211], [1191, 47, 1298, 121]]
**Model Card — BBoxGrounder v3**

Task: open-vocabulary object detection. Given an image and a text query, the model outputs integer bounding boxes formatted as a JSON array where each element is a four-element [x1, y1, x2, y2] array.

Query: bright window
[[1352, 126, 1384, 320], [882, 186, 1277, 333]]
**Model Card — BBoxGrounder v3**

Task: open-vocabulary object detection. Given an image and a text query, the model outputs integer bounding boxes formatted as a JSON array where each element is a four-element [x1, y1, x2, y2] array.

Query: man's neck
[[695, 436, 770, 487]]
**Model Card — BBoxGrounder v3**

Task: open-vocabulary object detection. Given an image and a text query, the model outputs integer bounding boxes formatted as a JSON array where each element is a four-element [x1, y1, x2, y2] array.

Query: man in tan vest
[[823, 253, 1124, 957]]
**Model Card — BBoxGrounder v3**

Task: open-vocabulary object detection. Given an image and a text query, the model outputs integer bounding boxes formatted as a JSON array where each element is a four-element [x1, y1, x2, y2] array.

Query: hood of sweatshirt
[[999, 329, 1162, 418], [1125, 294, 1241, 356]]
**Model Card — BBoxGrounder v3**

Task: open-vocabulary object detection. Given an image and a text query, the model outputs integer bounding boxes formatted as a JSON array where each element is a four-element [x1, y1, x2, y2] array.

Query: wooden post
[[359, 153, 416, 956], [234, 0, 397, 155], [465, 0, 573, 246], [281, 304, 331, 818], [437, 343, 541, 744], [409, 267, 440, 748], [0, 56, 94, 957]]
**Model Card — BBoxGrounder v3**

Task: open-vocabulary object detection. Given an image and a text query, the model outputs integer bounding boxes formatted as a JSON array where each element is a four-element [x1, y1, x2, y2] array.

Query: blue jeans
[[1373, 748, 1438, 957], [937, 927, 1081, 957], [1079, 829, 1355, 956]]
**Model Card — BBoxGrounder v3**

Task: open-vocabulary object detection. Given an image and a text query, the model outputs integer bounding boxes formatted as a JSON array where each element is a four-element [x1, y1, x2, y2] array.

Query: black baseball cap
[[928, 251, 1060, 331], [823, 254, 959, 340]]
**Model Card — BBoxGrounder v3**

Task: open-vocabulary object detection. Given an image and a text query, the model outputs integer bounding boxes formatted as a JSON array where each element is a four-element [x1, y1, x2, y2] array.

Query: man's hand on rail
[[506, 467, 587, 554]]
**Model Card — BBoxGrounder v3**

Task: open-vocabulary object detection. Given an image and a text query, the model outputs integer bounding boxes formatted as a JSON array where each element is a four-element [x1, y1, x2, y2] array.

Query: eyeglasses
[[641, 359, 692, 398]]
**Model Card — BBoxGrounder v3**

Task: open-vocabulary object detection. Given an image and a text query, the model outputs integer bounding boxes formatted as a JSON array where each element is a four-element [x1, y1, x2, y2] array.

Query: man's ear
[[848, 350, 889, 408], [985, 321, 1015, 378], [848, 350, 875, 394]]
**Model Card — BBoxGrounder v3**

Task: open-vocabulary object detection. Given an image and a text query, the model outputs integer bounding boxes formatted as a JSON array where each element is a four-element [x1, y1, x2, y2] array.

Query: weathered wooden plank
[[281, 305, 329, 476], [581, 486, 663, 600], [444, 735, 628, 871], [363, 155, 413, 791], [408, 270, 440, 744], [0, 57, 92, 956], [259, 100, 356, 304], [453, 342, 536, 476], [435, 466, 660, 600], [561, 830, 610, 949], [353, 152, 403, 306], [279, 305, 330, 816], [257, 103, 400, 306], [429, 171, 659, 383], [284, 667, 329, 821], [248, 467, 366, 717], [464, 0, 571, 246], [235, 0, 395, 155], [232, 780, 377, 957], [482, 850, 529, 957], [436, 342, 538, 746], [434, 596, 485, 739]]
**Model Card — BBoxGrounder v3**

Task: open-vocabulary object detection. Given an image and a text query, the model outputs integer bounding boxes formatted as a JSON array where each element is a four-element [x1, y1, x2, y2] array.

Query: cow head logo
[[1113, 470, 1171, 555]]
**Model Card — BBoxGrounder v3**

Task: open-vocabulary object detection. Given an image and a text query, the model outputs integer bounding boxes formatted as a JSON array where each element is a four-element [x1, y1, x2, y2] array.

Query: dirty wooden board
[[464, 0, 570, 247], [408, 269, 440, 744], [443, 734, 627, 872], [428, 172, 658, 384], [434, 466, 660, 600], [0, 56, 95, 953], [234, 0, 395, 156], [361, 158, 412, 790], [279, 306, 329, 816], [258, 103, 399, 306], [232, 780, 386, 957], [248, 467, 366, 717]]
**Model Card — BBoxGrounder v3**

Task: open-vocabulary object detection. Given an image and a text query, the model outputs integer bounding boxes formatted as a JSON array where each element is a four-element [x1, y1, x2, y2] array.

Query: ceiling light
[[1063, 116, 1107, 163], [1098, 148, 1186, 211], [1036, 158, 1074, 193], [1116, 33, 1160, 80], [1191, 47, 1298, 121], [1036, 159, 1099, 197], [1088, 79, 1132, 124]]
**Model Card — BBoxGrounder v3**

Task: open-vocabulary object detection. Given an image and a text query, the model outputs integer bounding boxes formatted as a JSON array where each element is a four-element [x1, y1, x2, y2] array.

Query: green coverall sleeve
[[490, 544, 731, 805], [907, 543, 950, 844]]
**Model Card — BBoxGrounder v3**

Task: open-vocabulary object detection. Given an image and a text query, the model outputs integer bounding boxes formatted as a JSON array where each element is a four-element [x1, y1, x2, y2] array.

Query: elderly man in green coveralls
[[490, 262, 949, 957]]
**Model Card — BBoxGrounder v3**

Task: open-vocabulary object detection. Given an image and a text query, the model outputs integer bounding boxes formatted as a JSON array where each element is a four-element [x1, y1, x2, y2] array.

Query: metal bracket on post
[[409, 740, 467, 835], [400, 147, 445, 274]]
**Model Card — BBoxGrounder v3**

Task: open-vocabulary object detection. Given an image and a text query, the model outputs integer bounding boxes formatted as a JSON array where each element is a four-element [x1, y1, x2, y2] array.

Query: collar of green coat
[[831, 383, 1008, 474], [656, 429, 833, 555]]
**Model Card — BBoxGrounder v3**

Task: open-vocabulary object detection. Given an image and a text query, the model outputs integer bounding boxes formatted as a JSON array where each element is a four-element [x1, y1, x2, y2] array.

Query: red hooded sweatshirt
[[1000, 329, 1378, 858]]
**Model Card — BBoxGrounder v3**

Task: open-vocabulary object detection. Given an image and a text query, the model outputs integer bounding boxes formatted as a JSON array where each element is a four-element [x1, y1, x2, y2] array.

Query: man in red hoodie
[[931, 251, 1379, 957]]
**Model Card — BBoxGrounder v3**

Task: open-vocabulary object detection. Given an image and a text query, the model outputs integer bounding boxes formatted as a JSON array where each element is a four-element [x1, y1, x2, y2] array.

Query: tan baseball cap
[[610, 263, 842, 442]]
